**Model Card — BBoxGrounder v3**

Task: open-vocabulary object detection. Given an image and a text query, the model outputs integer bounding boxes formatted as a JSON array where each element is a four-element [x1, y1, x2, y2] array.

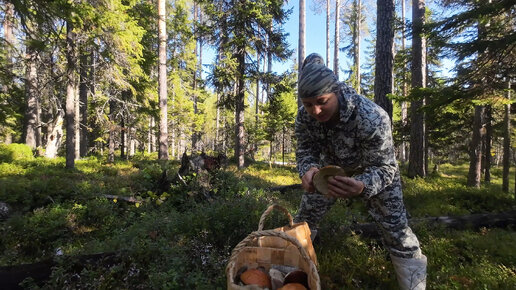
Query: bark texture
[[65, 22, 77, 169], [158, 0, 169, 160], [374, 0, 395, 118], [408, 0, 426, 178]]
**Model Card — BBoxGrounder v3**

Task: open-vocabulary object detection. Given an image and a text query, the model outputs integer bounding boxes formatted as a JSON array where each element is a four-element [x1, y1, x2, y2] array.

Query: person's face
[[301, 92, 339, 123]]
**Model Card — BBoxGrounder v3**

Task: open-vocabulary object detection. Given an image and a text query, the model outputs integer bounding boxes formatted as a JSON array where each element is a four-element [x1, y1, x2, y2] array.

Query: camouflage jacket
[[295, 83, 399, 199]]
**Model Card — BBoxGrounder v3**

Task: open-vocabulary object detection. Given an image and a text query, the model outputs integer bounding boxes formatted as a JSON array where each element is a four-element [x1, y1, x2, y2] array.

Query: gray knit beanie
[[298, 53, 338, 99]]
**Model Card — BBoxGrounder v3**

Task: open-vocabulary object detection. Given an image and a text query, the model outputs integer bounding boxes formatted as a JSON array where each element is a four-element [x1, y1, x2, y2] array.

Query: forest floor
[[1, 153, 516, 289]]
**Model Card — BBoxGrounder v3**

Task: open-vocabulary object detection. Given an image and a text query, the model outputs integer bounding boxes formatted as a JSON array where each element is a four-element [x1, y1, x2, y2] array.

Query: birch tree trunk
[[65, 21, 77, 169], [158, 0, 169, 160], [298, 0, 306, 107], [24, 45, 40, 149], [74, 78, 80, 160], [400, 0, 408, 165], [45, 112, 64, 158], [354, 0, 361, 94], [148, 117, 152, 153], [108, 100, 116, 163], [326, 0, 330, 67], [120, 116, 126, 159]]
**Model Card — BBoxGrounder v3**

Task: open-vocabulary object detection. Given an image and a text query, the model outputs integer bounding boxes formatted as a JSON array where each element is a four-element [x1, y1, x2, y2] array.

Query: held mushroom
[[312, 165, 350, 195]]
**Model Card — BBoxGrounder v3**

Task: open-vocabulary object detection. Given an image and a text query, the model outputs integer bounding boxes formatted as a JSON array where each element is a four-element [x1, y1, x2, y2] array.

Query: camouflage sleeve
[[295, 110, 321, 178], [353, 106, 398, 199]]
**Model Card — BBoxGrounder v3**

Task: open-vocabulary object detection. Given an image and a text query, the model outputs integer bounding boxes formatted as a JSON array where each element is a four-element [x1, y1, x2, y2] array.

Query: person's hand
[[301, 167, 319, 193], [326, 176, 364, 199]]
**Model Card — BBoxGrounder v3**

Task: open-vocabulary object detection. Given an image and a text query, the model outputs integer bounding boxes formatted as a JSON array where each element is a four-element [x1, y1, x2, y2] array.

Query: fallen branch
[[344, 210, 516, 239]]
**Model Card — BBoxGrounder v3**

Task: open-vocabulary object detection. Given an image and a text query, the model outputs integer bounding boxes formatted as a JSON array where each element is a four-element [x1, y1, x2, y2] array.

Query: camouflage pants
[[293, 190, 422, 259]]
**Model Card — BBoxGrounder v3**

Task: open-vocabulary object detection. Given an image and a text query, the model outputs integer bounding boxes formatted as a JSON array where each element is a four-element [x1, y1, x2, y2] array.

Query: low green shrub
[[0, 143, 34, 162], [2, 157, 516, 288]]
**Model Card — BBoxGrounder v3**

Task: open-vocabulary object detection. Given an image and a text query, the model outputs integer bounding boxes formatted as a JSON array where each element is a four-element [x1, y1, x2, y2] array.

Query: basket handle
[[258, 204, 294, 231], [226, 230, 321, 290]]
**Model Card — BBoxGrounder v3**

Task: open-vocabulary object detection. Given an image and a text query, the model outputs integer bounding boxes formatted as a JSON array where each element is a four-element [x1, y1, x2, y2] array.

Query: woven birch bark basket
[[226, 204, 320, 290]]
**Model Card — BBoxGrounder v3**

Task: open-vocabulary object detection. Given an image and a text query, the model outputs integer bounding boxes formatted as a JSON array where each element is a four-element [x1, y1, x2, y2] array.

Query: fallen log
[[345, 210, 516, 239], [267, 184, 303, 193], [0, 252, 117, 290]]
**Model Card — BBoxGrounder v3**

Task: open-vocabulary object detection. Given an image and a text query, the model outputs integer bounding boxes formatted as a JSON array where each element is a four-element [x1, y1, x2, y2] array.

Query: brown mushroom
[[313, 165, 350, 195], [278, 282, 308, 290], [240, 268, 272, 289], [283, 270, 308, 289]]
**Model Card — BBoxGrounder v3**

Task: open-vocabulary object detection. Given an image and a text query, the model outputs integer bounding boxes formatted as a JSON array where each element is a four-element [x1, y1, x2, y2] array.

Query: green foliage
[[1, 157, 516, 288], [0, 143, 34, 162], [262, 72, 298, 141]]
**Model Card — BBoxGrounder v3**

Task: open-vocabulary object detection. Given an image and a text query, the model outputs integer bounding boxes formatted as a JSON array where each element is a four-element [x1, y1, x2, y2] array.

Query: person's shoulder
[[353, 94, 390, 124], [296, 105, 311, 122]]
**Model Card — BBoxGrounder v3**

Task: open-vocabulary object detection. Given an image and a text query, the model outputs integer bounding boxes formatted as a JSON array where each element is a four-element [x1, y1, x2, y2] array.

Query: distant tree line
[[0, 0, 515, 191]]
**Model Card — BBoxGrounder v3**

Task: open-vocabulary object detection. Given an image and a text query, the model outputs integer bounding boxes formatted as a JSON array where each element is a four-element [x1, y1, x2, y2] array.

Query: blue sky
[[202, 0, 456, 80]]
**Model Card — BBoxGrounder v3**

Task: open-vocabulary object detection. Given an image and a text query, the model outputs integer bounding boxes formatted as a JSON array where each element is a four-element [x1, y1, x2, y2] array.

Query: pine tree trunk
[[374, 0, 394, 119], [503, 80, 511, 193], [408, 0, 426, 178], [484, 105, 492, 184], [158, 0, 169, 160], [65, 21, 77, 169], [192, 4, 199, 152], [235, 51, 246, 168], [467, 106, 484, 188], [79, 51, 89, 157], [2, 3, 14, 144], [334, 0, 340, 79], [3, 3, 13, 90]]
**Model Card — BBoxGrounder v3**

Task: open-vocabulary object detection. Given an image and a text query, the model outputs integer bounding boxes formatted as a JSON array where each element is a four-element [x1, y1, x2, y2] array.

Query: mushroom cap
[[278, 282, 308, 290], [283, 270, 308, 288], [240, 268, 272, 288], [313, 165, 350, 195]]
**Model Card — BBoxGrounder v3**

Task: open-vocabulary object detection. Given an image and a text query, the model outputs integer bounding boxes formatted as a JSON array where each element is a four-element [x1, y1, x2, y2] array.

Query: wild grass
[[1, 156, 515, 289]]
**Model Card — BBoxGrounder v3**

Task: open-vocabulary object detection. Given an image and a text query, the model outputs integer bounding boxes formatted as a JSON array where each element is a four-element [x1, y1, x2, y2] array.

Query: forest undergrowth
[[1, 149, 515, 289]]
